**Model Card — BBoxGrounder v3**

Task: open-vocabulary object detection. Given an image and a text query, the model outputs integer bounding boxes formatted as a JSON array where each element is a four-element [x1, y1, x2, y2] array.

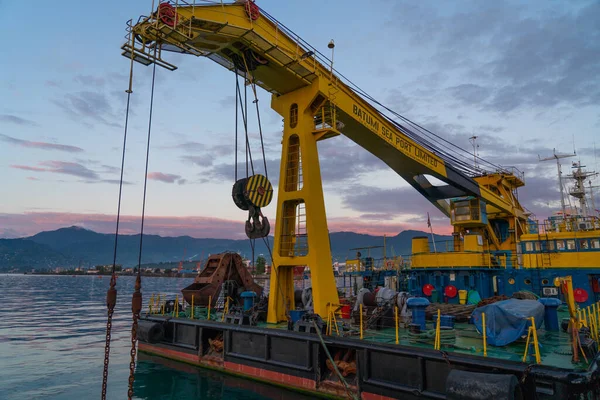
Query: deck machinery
[[122, 0, 536, 323]]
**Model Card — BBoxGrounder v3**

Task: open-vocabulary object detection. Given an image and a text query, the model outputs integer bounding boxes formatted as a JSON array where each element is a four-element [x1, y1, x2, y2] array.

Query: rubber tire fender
[[137, 320, 165, 344], [445, 369, 523, 400]]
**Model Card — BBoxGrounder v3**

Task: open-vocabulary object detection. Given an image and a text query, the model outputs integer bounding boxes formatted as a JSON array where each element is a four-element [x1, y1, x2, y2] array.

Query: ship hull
[[138, 315, 600, 399]]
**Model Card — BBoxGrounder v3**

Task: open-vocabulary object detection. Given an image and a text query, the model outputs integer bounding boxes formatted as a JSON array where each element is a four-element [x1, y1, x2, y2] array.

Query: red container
[[341, 305, 352, 319]]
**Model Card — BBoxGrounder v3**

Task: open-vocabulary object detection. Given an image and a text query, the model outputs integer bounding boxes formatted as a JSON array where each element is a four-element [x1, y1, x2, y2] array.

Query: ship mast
[[566, 161, 598, 218], [590, 181, 600, 217], [539, 149, 576, 218]]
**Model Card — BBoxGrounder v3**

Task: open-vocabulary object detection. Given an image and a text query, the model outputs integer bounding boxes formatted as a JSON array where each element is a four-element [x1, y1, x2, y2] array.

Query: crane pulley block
[[232, 174, 273, 239]]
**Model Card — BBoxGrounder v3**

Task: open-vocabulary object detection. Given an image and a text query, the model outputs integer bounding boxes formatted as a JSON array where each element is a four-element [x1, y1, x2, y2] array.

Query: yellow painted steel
[[434, 309, 441, 350], [245, 174, 273, 208], [191, 295, 194, 320], [222, 297, 230, 322], [482, 312, 487, 357], [412, 252, 492, 268], [411, 237, 430, 254], [267, 83, 340, 323], [122, 2, 540, 321], [522, 252, 599, 268], [360, 304, 363, 340], [395, 306, 399, 345]]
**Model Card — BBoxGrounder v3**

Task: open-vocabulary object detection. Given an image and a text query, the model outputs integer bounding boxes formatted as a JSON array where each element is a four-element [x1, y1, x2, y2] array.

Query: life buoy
[[444, 285, 458, 298], [422, 284, 434, 296]]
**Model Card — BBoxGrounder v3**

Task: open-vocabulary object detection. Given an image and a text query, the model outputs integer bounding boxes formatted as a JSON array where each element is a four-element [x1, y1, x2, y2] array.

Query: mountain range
[[0, 226, 451, 271]]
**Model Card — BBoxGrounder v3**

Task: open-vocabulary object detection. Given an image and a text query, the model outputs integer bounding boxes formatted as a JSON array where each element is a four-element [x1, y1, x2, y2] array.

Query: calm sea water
[[0, 274, 311, 400]]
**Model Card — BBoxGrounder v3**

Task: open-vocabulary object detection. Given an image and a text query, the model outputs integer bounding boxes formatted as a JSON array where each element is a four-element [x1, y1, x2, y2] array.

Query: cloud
[[74, 75, 105, 87], [39, 161, 99, 179], [147, 172, 186, 184], [448, 84, 492, 104], [53, 91, 120, 127], [10, 160, 124, 182], [218, 95, 236, 108], [198, 159, 280, 185], [181, 155, 214, 167], [0, 212, 248, 239], [0, 134, 84, 153], [0, 115, 38, 126], [388, 1, 600, 112]]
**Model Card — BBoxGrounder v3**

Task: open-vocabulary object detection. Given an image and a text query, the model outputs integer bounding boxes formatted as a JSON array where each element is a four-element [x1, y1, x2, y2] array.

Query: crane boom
[[123, 1, 528, 322]]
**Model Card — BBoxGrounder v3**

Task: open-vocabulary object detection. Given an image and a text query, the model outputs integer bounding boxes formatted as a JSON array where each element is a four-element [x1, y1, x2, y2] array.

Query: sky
[[1, 0, 599, 239]]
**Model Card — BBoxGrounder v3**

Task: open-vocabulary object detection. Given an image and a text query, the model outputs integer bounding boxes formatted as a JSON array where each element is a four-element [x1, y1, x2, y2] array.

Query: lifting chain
[[127, 42, 156, 399], [127, 275, 143, 399], [101, 274, 118, 400]]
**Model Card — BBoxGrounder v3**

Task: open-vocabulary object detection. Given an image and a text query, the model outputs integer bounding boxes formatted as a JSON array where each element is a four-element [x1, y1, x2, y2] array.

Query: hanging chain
[[101, 275, 117, 399], [127, 276, 142, 399], [101, 32, 136, 400], [127, 44, 158, 400]]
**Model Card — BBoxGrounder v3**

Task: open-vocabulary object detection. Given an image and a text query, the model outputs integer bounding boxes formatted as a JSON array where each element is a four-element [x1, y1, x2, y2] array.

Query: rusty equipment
[[181, 252, 263, 306]]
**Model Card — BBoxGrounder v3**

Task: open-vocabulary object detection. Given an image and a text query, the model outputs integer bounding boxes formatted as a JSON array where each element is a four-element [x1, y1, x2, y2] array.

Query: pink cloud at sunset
[[0, 212, 441, 239], [0, 212, 246, 239]]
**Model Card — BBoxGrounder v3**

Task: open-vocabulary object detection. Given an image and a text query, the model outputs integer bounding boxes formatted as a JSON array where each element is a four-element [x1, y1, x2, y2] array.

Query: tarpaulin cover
[[472, 299, 544, 346]]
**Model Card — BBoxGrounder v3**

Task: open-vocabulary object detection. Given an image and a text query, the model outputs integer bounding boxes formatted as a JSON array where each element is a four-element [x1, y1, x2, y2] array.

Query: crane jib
[[352, 103, 441, 171]]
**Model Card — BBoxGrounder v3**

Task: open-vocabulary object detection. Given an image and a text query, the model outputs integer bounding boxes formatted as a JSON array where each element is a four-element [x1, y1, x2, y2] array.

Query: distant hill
[[0, 238, 77, 271], [0, 226, 451, 271]]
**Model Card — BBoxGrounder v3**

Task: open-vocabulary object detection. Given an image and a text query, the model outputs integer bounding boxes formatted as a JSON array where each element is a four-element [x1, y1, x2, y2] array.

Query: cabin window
[[546, 241, 555, 251], [534, 242, 541, 251], [556, 240, 565, 250], [580, 239, 589, 250], [525, 242, 533, 252], [567, 240, 576, 250], [591, 239, 600, 249]]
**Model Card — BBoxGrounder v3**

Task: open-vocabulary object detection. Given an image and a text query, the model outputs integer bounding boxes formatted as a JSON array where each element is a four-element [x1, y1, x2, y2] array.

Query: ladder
[[539, 233, 552, 268]]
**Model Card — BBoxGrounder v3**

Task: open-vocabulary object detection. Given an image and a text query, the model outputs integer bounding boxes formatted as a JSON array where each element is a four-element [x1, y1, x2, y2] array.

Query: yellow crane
[[123, 1, 528, 323]]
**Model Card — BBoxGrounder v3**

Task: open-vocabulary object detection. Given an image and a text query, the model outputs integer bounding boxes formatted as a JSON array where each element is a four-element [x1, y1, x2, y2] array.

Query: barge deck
[[138, 312, 600, 399]]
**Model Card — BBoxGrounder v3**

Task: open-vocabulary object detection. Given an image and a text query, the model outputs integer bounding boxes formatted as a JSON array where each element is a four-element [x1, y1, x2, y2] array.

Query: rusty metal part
[[127, 275, 142, 400], [476, 295, 510, 308], [425, 303, 476, 322], [245, 208, 270, 239], [101, 274, 118, 400], [209, 337, 224, 353], [181, 252, 263, 306], [326, 349, 357, 378]]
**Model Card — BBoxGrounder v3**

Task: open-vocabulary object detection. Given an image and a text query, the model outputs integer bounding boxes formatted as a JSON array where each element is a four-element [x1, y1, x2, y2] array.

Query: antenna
[[469, 135, 479, 169], [538, 148, 576, 218]]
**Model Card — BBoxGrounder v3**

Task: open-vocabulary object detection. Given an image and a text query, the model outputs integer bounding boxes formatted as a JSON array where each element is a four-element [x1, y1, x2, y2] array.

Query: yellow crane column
[[268, 80, 340, 323]]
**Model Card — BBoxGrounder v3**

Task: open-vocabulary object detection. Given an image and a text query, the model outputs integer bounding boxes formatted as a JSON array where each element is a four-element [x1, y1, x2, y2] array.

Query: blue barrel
[[289, 309, 307, 324], [539, 297, 562, 331], [407, 297, 430, 330], [240, 291, 257, 311]]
